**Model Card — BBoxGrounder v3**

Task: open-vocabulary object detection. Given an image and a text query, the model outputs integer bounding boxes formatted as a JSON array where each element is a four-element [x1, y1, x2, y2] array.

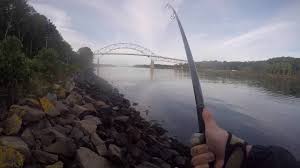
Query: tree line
[[174, 57, 300, 76], [0, 0, 94, 106]]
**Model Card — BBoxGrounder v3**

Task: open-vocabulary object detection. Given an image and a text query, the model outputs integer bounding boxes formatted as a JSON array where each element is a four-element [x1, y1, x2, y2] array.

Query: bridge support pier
[[150, 59, 155, 70]]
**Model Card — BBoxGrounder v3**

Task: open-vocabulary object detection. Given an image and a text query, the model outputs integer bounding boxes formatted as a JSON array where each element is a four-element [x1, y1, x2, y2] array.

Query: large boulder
[[3, 113, 22, 135], [72, 105, 89, 116], [83, 103, 96, 112], [56, 114, 77, 126], [23, 106, 45, 122], [8, 105, 45, 123], [33, 128, 67, 147], [44, 139, 76, 157], [55, 101, 69, 114], [83, 115, 102, 125], [40, 97, 60, 117], [91, 133, 107, 156], [108, 144, 122, 162], [93, 101, 107, 109], [20, 98, 41, 109], [136, 162, 160, 168], [54, 84, 67, 99], [69, 127, 84, 141], [45, 161, 64, 168], [53, 125, 71, 135], [77, 147, 112, 168], [66, 91, 82, 105], [151, 157, 171, 168], [64, 80, 75, 93], [0, 136, 30, 159], [0, 146, 25, 168], [83, 95, 95, 104], [75, 119, 97, 135], [32, 150, 58, 164], [114, 116, 129, 123], [21, 128, 35, 147]]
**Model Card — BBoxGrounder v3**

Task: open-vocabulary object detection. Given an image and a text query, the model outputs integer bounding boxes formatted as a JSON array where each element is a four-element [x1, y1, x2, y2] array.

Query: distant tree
[[77, 47, 94, 69], [31, 48, 64, 82], [0, 36, 30, 104]]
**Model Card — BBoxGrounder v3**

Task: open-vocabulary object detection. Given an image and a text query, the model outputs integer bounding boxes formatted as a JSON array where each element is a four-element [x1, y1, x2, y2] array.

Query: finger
[[195, 164, 209, 168], [191, 144, 209, 156], [191, 152, 215, 166]]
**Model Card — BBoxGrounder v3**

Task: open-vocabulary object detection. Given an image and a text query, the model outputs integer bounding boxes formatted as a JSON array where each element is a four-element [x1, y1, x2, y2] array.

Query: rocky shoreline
[[0, 71, 191, 168]]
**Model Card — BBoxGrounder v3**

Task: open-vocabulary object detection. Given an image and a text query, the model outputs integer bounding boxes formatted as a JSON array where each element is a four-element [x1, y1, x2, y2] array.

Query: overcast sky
[[29, 0, 300, 65]]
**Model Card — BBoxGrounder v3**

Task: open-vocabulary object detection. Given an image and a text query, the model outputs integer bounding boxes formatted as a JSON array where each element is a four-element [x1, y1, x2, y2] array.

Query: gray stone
[[70, 127, 84, 141], [56, 114, 76, 125], [91, 133, 107, 156], [44, 139, 76, 157], [83, 95, 95, 104], [84, 115, 102, 125], [21, 98, 41, 108], [55, 101, 69, 114], [75, 119, 97, 135], [72, 104, 89, 116], [112, 106, 119, 111], [0, 136, 30, 159], [83, 103, 96, 112], [45, 161, 64, 168], [65, 80, 75, 92], [108, 144, 122, 161], [94, 101, 107, 109], [136, 162, 160, 168], [22, 106, 45, 122], [66, 91, 82, 105], [32, 150, 58, 164], [151, 157, 171, 168], [175, 156, 186, 166], [21, 128, 35, 147], [77, 147, 112, 168], [114, 116, 129, 123], [3, 113, 22, 135], [46, 93, 58, 102], [53, 124, 70, 135]]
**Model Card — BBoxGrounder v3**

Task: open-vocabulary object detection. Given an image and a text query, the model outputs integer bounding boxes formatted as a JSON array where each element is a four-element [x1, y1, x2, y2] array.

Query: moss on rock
[[40, 97, 59, 116], [45, 161, 63, 168], [3, 114, 22, 135], [8, 105, 26, 118], [0, 146, 24, 168]]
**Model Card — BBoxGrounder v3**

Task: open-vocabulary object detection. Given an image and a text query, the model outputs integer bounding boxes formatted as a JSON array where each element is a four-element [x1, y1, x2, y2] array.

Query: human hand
[[191, 109, 228, 168]]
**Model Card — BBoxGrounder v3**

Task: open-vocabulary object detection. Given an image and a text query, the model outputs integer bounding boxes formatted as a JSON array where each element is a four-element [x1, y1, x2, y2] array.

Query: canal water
[[97, 66, 300, 158]]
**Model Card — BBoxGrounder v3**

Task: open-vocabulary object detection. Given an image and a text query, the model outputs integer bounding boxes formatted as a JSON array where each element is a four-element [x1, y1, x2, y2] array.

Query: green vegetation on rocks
[[0, 0, 94, 107], [0, 146, 24, 168]]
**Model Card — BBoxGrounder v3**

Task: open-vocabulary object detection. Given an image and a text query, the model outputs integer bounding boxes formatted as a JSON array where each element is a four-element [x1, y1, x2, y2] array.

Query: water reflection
[[97, 67, 300, 158]]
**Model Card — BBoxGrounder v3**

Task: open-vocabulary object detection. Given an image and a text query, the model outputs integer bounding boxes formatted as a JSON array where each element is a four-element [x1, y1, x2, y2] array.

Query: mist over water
[[97, 66, 300, 158]]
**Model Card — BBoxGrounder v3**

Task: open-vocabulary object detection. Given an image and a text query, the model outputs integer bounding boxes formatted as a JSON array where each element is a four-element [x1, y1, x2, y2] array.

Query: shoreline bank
[[0, 70, 191, 168]]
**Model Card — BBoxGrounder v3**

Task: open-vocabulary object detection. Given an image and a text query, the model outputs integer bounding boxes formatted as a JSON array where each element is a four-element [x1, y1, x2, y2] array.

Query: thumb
[[202, 109, 217, 129]]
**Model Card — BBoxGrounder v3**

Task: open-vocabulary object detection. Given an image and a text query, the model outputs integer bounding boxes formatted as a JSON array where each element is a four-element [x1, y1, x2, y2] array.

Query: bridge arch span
[[94, 42, 187, 64], [94, 43, 156, 57]]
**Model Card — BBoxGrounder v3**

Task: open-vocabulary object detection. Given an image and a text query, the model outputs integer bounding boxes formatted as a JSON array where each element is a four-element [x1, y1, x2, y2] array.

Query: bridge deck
[[94, 52, 187, 63]]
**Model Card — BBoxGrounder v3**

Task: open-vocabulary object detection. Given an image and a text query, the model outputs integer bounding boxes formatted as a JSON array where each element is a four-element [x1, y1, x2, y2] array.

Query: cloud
[[222, 22, 292, 48], [29, 1, 97, 50], [28, 0, 300, 64]]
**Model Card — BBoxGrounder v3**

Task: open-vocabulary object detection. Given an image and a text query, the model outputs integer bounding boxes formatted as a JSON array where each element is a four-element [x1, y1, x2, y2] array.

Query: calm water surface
[[97, 67, 300, 158]]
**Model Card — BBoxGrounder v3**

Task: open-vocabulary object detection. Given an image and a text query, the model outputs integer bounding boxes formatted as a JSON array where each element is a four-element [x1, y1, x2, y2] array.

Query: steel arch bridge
[[93, 43, 187, 65]]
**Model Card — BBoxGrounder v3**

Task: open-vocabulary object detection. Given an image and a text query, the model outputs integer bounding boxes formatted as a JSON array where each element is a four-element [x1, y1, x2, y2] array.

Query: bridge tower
[[150, 59, 155, 69]]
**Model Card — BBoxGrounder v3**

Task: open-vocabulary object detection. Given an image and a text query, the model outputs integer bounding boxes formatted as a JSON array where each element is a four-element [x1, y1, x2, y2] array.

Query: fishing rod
[[167, 4, 205, 134], [167, 5, 214, 167]]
